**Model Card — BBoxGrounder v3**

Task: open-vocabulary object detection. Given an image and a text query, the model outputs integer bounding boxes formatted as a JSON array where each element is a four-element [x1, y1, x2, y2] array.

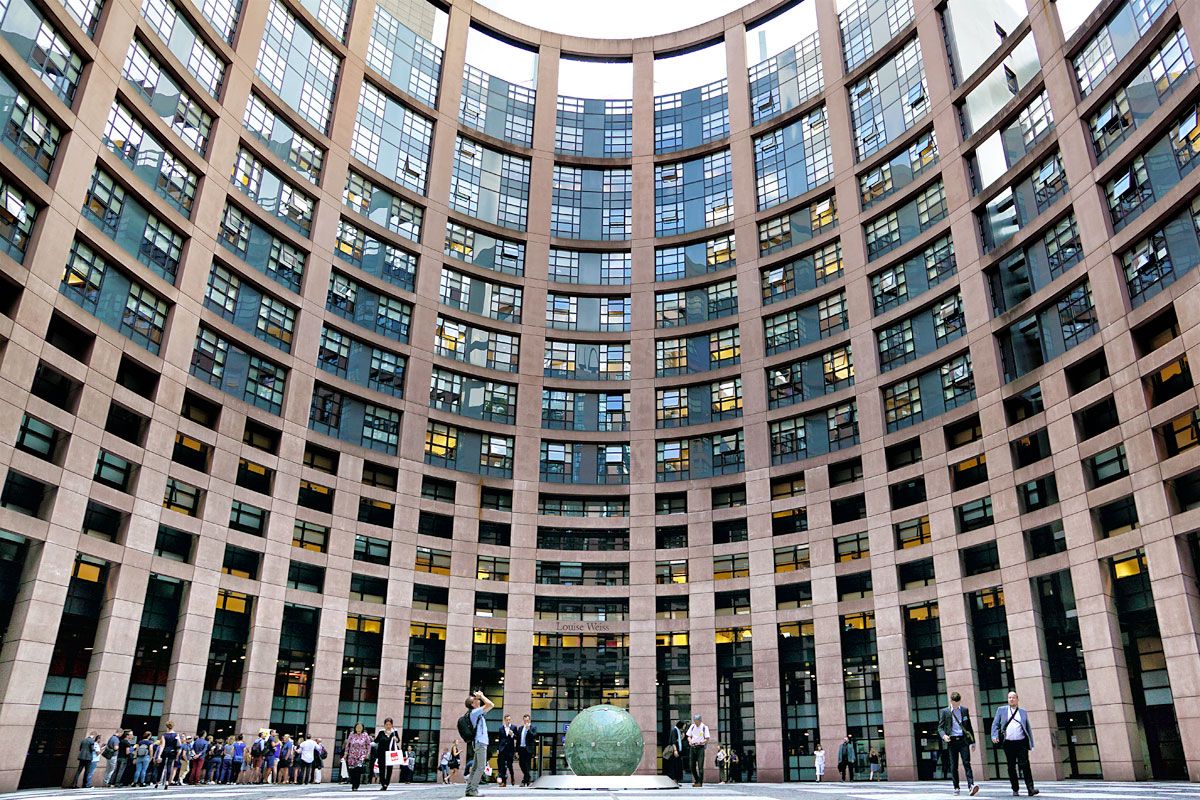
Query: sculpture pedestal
[[531, 775, 679, 790]]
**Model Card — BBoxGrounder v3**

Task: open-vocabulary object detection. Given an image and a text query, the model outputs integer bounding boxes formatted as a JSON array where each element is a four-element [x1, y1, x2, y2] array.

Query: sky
[[477, 0, 749, 39], [472, 0, 818, 95]]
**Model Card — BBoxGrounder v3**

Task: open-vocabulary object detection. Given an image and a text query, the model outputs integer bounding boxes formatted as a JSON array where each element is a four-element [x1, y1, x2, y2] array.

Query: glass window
[[255, 0, 341, 133]]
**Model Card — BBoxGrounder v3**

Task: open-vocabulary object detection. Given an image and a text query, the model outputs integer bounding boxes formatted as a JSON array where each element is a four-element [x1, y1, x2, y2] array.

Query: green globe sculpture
[[562, 704, 645, 776]]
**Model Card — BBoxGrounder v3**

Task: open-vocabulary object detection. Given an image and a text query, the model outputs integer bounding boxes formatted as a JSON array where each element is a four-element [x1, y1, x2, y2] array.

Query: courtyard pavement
[[1, 780, 1195, 800]]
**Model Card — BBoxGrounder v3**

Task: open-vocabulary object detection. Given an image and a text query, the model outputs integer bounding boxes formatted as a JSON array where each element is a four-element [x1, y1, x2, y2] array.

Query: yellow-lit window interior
[[810, 195, 836, 230], [974, 587, 1004, 610], [711, 379, 742, 413], [73, 557, 104, 583], [656, 632, 689, 647], [713, 553, 749, 580], [410, 623, 446, 640], [714, 627, 751, 645], [425, 423, 457, 459], [778, 621, 814, 639], [812, 241, 844, 282], [656, 559, 688, 584], [842, 611, 874, 630], [773, 544, 810, 573], [435, 319, 465, 353], [895, 516, 932, 548], [709, 328, 740, 364], [176, 433, 207, 454], [1111, 550, 1145, 580], [835, 531, 869, 562], [473, 628, 506, 645], [823, 346, 854, 383], [215, 589, 249, 614], [707, 234, 734, 266], [347, 614, 383, 634], [292, 520, 328, 553], [1167, 407, 1200, 453], [299, 479, 330, 496], [906, 601, 938, 622], [477, 555, 510, 582], [415, 546, 451, 576]]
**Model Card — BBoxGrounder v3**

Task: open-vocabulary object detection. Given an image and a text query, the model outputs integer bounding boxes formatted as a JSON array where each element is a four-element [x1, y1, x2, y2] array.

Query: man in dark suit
[[990, 691, 1038, 797], [938, 691, 979, 796], [836, 736, 855, 781], [497, 714, 517, 787], [517, 714, 538, 787]]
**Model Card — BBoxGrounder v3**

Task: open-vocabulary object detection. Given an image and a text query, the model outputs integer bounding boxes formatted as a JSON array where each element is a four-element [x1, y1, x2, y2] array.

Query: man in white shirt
[[297, 735, 317, 785], [685, 713, 711, 787], [990, 691, 1038, 797]]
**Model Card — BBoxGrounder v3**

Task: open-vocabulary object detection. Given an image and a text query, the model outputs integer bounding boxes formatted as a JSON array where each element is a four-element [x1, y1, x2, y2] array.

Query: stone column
[[1146, 533, 1200, 780], [1071, 557, 1146, 780], [160, 571, 219, 735], [0, 540, 75, 792], [69, 563, 150, 786]]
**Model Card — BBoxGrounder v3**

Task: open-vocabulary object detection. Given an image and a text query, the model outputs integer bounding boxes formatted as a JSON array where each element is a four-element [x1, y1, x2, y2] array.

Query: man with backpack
[[250, 731, 267, 784], [459, 690, 494, 797]]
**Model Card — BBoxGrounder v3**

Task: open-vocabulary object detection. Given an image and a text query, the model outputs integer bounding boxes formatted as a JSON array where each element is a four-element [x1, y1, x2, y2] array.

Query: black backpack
[[457, 711, 476, 743], [250, 740, 263, 758]]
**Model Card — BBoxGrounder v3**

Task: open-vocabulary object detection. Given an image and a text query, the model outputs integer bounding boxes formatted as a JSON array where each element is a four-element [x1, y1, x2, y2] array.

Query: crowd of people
[[68, 694, 538, 794], [73, 724, 334, 789], [70, 689, 1041, 796]]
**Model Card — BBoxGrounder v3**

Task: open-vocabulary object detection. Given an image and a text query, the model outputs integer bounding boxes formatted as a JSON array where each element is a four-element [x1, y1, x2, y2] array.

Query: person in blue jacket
[[990, 691, 1038, 797]]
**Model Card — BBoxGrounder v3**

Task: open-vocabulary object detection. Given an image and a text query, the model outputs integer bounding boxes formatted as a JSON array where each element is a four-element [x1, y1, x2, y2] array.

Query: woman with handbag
[[344, 723, 373, 791], [373, 717, 401, 790]]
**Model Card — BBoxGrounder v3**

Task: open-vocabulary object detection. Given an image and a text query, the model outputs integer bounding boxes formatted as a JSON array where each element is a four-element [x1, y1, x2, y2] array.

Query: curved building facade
[[1, 0, 1200, 788]]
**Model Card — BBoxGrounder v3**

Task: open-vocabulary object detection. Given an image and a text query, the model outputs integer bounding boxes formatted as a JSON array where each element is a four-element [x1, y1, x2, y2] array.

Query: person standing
[[661, 721, 682, 782], [131, 731, 152, 787], [837, 736, 854, 781], [868, 748, 880, 780], [156, 722, 181, 789], [685, 713, 710, 788], [374, 716, 401, 790], [102, 729, 121, 786], [277, 733, 294, 784], [464, 690, 494, 798], [74, 732, 100, 788], [516, 715, 538, 786], [497, 714, 516, 787], [231, 734, 245, 784], [715, 743, 727, 784], [990, 691, 1038, 797], [313, 738, 327, 784], [400, 746, 414, 783], [448, 741, 462, 784], [111, 730, 133, 786], [187, 731, 208, 784], [813, 743, 825, 782], [297, 733, 317, 784], [668, 721, 685, 782], [262, 733, 279, 785], [939, 691, 980, 796], [439, 748, 451, 784], [345, 723, 373, 791]]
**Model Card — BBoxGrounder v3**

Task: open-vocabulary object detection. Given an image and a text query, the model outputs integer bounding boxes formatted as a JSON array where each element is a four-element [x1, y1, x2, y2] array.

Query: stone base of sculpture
[[531, 774, 679, 790]]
